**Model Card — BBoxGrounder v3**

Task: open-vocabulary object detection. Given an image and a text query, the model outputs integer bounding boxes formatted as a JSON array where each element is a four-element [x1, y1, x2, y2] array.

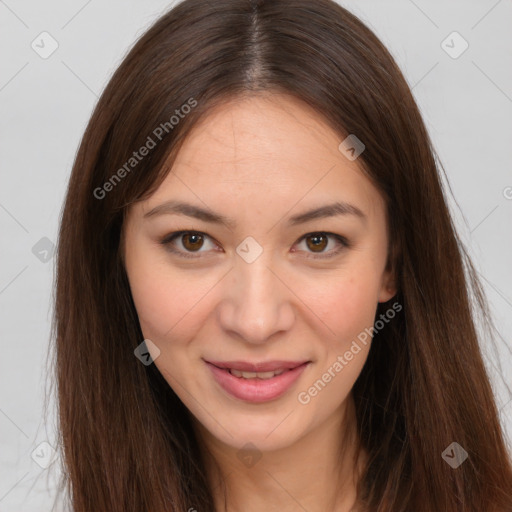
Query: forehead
[[174, 93, 352, 179], [137, 93, 385, 223]]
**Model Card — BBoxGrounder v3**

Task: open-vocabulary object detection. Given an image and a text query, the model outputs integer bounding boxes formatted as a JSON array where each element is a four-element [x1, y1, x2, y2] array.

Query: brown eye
[[294, 232, 349, 259], [181, 233, 204, 251], [305, 233, 328, 252], [161, 230, 349, 261], [160, 231, 218, 259]]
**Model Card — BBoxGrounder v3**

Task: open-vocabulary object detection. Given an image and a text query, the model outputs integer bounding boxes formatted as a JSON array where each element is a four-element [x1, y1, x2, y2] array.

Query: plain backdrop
[[1, 0, 511, 510]]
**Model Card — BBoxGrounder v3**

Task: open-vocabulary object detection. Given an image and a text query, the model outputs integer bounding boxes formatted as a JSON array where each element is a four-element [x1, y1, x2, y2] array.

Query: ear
[[378, 234, 399, 303], [378, 268, 397, 303]]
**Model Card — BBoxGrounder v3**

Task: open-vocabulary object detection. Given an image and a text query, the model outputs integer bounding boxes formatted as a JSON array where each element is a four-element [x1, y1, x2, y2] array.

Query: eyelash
[[159, 230, 350, 260]]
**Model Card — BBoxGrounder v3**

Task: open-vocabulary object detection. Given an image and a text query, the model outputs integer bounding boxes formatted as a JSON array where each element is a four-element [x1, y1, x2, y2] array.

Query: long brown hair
[[51, 0, 512, 510]]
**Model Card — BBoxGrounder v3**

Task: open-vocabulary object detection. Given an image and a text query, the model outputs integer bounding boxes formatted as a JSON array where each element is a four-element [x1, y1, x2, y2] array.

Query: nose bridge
[[219, 245, 294, 343]]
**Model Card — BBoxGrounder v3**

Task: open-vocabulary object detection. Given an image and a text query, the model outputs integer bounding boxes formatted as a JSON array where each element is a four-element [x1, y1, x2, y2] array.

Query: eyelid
[[294, 232, 350, 259], [160, 230, 219, 259], [160, 230, 350, 260]]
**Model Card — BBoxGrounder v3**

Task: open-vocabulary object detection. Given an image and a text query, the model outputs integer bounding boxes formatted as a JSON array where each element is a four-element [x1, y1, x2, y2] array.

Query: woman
[[52, 0, 512, 510]]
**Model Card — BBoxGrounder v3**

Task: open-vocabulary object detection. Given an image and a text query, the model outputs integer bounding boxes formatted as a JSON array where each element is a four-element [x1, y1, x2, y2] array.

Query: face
[[122, 93, 395, 453]]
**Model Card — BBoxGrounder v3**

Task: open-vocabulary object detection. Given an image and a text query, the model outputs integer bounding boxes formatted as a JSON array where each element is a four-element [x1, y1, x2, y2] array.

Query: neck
[[196, 394, 364, 512]]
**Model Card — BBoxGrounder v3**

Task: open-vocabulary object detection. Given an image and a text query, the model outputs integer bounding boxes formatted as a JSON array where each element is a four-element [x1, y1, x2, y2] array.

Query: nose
[[217, 253, 295, 345]]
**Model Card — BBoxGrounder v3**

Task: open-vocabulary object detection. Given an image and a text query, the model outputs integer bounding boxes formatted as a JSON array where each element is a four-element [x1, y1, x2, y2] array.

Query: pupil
[[185, 233, 203, 250], [309, 234, 326, 252]]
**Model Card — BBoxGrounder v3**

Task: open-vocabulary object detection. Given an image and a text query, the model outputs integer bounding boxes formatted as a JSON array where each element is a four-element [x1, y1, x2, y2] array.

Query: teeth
[[229, 369, 286, 379]]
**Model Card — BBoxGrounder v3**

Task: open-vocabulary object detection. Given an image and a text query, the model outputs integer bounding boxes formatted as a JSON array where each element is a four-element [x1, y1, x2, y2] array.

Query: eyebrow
[[143, 200, 366, 228]]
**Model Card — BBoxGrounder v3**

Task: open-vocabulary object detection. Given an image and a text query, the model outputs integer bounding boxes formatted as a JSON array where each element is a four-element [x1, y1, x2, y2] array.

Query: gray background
[[1, 0, 511, 510]]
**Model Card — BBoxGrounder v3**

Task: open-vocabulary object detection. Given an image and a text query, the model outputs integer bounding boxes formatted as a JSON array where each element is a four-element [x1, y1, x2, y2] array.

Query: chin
[[193, 402, 313, 453]]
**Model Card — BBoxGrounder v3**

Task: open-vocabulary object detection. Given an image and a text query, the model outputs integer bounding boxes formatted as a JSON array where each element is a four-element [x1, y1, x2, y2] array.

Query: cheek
[[299, 270, 379, 351], [125, 254, 203, 343], [297, 276, 378, 409], [294, 276, 377, 416]]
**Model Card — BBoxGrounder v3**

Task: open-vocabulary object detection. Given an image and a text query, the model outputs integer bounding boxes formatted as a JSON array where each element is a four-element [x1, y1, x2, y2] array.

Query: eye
[[160, 231, 350, 259], [160, 231, 219, 259], [293, 232, 350, 259]]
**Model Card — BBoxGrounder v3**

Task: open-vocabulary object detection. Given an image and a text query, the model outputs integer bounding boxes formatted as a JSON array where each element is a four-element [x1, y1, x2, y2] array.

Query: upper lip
[[205, 360, 309, 372]]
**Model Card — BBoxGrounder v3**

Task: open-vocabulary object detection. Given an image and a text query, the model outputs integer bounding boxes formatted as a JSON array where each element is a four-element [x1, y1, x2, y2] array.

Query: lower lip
[[206, 362, 310, 403]]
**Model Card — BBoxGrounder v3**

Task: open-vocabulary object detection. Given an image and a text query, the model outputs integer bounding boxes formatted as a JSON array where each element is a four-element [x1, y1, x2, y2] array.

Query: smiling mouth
[[228, 368, 286, 379], [206, 359, 309, 374], [204, 360, 311, 403]]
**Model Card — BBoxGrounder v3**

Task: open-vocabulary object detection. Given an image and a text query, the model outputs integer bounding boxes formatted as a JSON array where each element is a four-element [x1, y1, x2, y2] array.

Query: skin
[[122, 92, 396, 512]]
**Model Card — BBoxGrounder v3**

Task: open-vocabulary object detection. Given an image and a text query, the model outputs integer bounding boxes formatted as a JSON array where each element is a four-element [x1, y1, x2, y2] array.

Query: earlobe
[[378, 274, 397, 303], [378, 289, 396, 303], [379, 242, 399, 303]]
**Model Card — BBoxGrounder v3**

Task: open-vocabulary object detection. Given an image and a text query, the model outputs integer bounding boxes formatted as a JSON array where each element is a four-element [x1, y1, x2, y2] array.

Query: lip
[[206, 360, 308, 372], [205, 359, 310, 403]]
